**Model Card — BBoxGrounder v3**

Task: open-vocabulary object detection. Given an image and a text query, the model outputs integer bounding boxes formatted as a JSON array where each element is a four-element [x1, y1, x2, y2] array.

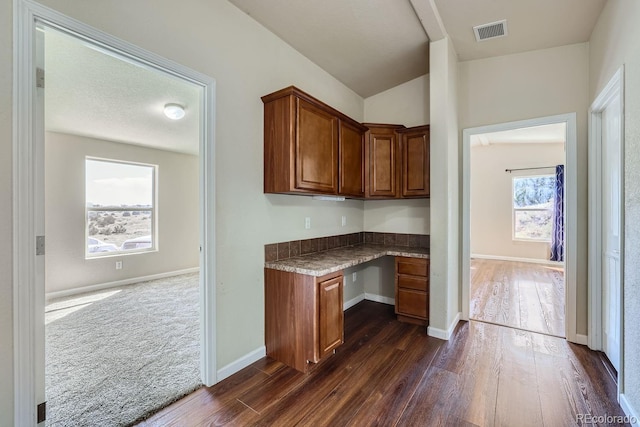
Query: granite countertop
[[264, 243, 429, 276]]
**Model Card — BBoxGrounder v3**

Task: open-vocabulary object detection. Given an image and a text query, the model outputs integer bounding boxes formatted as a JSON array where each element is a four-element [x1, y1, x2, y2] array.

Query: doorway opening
[[13, 1, 216, 424], [588, 66, 624, 394], [40, 24, 205, 425], [468, 123, 566, 337], [462, 113, 578, 343]]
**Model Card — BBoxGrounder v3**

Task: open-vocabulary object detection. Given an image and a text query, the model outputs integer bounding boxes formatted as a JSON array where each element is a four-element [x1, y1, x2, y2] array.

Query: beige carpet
[[45, 273, 201, 426]]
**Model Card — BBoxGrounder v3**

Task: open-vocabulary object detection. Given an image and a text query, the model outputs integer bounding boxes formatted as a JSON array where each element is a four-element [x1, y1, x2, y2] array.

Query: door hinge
[[37, 401, 46, 423], [36, 235, 45, 256], [36, 67, 45, 89]]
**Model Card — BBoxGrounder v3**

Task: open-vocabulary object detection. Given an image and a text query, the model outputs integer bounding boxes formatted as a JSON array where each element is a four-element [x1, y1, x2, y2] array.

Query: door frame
[[461, 113, 578, 342], [13, 0, 217, 424], [588, 66, 624, 396]]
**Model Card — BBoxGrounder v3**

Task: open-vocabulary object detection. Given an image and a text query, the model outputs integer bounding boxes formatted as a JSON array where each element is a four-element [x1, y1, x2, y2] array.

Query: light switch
[[341, 216, 347, 227], [305, 217, 311, 229]]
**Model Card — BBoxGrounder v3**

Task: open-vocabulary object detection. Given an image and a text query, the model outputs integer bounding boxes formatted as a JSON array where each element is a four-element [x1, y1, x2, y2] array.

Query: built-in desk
[[264, 243, 429, 372], [265, 243, 429, 276]]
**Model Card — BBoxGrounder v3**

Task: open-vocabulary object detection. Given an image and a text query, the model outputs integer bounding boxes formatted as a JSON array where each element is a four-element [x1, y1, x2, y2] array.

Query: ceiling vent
[[473, 19, 508, 42]]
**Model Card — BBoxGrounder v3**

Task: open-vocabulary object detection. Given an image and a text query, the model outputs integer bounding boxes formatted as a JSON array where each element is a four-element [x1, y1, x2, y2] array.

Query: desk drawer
[[396, 257, 428, 277], [396, 288, 428, 319], [397, 275, 428, 291]]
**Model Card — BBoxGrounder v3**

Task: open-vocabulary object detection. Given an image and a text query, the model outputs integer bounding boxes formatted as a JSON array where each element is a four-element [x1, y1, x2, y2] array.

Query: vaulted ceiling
[[44, 1, 607, 153]]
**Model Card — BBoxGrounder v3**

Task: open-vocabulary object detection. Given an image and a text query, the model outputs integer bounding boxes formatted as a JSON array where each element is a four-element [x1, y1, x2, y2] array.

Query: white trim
[[364, 293, 395, 306], [620, 394, 640, 425], [344, 294, 365, 311], [575, 334, 588, 346], [428, 312, 460, 340], [471, 253, 564, 267], [588, 66, 625, 397], [462, 113, 578, 345], [216, 346, 266, 382], [45, 268, 200, 301], [13, 1, 217, 424]]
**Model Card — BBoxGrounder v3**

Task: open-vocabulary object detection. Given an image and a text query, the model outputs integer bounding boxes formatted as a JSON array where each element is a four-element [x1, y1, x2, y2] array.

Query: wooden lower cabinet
[[265, 269, 344, 372], [395, 257, 429, 325]]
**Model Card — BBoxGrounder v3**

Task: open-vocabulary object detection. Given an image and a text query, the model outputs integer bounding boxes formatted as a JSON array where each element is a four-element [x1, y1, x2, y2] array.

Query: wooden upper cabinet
[[399, 125, 430, 198], [364, 124, 405, 198], [338, 121, 365, 197], [262, 86, 366, 197], [296, 99, 338, 193]]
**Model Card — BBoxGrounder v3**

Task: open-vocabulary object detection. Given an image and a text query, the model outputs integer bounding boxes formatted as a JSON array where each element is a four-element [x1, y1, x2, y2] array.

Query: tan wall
[[363, 74, 430, 236], [0, 0, 13, 422], [471, 142, 565, 260], [364, 74, 430, 127], [2, 3, 368, 417], [45, 132, 200, 293], [458, 42, 590, 335], [590, 0, 640, 414]]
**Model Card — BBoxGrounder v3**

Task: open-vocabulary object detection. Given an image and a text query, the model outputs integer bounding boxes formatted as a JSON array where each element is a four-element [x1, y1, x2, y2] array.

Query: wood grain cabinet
[[363, 123, 405, 198], [265, 269, 344, 372], [262, 86, 366, 197], [398, 125, 430, 198], [395, 257, 429, 325]]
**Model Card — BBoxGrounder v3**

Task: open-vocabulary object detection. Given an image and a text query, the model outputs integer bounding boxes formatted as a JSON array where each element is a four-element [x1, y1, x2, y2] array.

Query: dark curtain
[[550, 165, 565, 261]]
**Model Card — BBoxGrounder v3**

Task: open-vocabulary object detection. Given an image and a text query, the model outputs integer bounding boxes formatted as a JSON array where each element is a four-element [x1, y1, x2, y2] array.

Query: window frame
[[85, 157, 158, 259], [511, 173, 555, 243]]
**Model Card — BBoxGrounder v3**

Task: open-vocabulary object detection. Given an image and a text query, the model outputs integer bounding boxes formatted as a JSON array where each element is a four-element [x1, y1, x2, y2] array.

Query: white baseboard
[[471, 253, 564, 267], [575, 334, 588, 346], [364, 293, 395, 306], [45, 267, 200, 300], [620, 394, 640, 425], [344, 294, 365, 310], [216, 346, 266, 382], [428, 312, 461, 340]]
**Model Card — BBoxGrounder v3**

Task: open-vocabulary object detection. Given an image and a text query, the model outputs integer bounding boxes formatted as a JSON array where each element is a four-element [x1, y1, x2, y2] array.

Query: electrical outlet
[[115, 261, 123, 270], [352, 272, 357, 282], [341, 215, 347, 227], [305, 217, 311, 229]]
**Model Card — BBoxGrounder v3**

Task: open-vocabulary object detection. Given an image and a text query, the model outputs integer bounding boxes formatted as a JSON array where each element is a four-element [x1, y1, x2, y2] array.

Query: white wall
[[590, 0, 640, 416], [0, 0, 13, 422], [429, 37, 460, 335], [45, 132, 200, 293], [2, 1, 369, 408], [363, 74, 431, 236], [458, 42, 590, 335], [364, 74, 430, 126], [471, 142, 565, 260]]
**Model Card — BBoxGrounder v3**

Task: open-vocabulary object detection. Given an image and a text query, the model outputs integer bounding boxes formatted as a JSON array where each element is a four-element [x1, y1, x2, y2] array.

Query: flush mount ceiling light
[[164, 103, 185, 120]]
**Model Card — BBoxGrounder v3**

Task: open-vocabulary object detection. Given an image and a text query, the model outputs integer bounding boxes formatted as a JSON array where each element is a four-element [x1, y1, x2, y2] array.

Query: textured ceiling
[[45, 28, 201, 155], [471, 123, 566, 147], [434, 0, 606, 61], [228, 0, 429, 98]]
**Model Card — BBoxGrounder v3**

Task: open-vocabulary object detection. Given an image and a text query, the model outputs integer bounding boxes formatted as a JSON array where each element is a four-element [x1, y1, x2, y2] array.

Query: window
[[86, 158, 157, 257], [512, 175, 555, 241]]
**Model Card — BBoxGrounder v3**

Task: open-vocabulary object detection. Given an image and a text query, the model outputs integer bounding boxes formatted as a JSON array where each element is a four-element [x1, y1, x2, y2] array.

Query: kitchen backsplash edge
[[265, 232, 430, 262]]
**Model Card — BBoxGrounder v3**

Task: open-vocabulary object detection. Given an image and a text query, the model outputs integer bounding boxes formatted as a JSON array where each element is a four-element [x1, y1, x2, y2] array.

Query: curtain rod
[[505, 166, 557, 173]]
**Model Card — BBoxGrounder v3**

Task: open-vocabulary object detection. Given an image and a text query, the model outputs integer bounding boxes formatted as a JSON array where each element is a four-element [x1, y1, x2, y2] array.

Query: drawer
[[396, 257, 428, 277], [396, 288, 428, 319], [397, 275, 428, 292]]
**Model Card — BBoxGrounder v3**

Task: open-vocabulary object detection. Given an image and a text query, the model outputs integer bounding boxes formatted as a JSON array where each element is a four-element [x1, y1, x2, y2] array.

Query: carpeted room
[[42, 26, 203, 426]]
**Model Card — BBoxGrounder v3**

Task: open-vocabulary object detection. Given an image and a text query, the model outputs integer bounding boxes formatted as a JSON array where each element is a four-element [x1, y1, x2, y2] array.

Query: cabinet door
[[401, 128, 430, 197], [296, 98, 338, 193], [396, 288, 428, 319], [318, 275, 344, 358], [368, 131, 398, 197], [339, 121, 364, 197]]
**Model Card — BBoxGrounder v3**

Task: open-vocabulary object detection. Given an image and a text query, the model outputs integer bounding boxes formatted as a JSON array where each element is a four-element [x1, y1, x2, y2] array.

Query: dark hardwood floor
[[138, 301, 626, 427], [470, 259, 565, 337]]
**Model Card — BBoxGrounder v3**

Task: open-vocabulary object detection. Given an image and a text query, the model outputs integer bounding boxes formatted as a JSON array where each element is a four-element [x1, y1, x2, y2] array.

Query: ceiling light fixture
[[164, 103, 185, 120]]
